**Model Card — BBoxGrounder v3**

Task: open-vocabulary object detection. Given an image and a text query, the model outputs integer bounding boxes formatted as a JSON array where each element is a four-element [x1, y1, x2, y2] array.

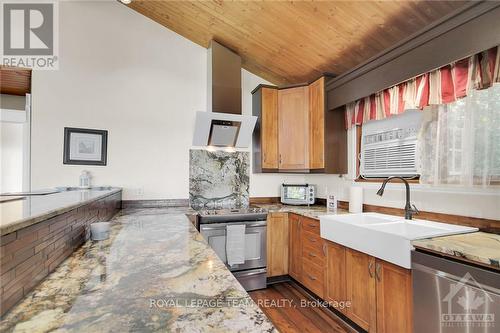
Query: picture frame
[[63, 127, 108, 166]]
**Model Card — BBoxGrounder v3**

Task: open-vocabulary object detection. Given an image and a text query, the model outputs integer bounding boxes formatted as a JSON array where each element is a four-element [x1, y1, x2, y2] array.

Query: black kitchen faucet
[[376, 176, 419, 220]]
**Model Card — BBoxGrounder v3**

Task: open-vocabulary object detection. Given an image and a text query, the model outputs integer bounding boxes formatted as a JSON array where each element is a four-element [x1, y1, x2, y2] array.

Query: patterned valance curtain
[[345, 45, 500, 129]]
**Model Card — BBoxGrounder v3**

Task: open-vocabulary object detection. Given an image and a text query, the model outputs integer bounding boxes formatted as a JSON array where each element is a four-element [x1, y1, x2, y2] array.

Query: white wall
[[31, 0, 300, 200], [1, 122, 24, 193]]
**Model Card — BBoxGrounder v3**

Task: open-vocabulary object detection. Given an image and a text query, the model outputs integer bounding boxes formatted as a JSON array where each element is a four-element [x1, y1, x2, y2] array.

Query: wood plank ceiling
[[127, 1, 467, 85], [0, 66, 32, 96]]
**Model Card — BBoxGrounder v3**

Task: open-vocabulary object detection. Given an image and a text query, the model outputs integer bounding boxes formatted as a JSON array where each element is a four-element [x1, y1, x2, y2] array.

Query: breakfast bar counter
[[0, 188, 122, 236], [0, 208, 276, 332]]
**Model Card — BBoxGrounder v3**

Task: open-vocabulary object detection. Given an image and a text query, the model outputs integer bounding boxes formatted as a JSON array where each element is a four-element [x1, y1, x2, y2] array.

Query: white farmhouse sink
[[320, 213, 478, 269]]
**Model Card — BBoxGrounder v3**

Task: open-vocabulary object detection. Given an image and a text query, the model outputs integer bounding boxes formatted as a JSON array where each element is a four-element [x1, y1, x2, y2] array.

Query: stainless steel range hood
[[193, 41, 256, 148]]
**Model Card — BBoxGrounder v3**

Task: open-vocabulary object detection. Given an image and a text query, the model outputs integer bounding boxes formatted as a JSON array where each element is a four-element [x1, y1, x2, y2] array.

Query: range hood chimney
[[193, 40, 256, 148]]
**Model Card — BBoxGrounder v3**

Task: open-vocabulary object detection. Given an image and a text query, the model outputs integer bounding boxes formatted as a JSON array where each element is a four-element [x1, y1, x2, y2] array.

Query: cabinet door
[[376, 260, 413, 333], [278, 86, 309, 170], [266, 213, 289, 277], [345, 248, 377, 332], [288, 213, 302, 280], [326, 241, 346, 313], [261, 88, 279, 169], [309, 77, 325, 169]]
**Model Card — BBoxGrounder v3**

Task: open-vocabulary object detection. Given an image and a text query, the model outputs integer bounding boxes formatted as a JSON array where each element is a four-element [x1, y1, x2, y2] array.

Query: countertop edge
[[1, 188, 122, 236], [412, 232, 500, 271]]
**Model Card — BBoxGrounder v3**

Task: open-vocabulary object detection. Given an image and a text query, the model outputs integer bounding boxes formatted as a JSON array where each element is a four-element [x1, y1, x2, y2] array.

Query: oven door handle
[[200, 221, 267, 230]]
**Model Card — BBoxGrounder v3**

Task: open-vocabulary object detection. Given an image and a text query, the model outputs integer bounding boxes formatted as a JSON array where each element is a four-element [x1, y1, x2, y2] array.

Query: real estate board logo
[[1, 0, 58, 69], [441, 272, 495, 329]]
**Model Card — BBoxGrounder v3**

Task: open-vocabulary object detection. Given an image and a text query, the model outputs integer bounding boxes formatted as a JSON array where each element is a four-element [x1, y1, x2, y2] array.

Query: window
[[355, 83, 500, 187], [419, 84, 500, 186]]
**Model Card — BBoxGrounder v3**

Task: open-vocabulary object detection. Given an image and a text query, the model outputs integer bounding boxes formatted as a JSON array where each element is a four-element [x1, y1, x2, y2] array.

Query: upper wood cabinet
[[252, 87, 279, 171], [266, 212, 289, 277], [309, 77, 325, 169], [278, 86, 310, 170], [252, 75, 347, 173]]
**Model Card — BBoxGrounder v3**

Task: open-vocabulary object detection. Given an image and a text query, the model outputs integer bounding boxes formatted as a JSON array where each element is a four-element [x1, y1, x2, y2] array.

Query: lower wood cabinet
[[275, 212, 413, 332], [345, 248, 377, 331], [288, 213, 302, 280], [325, 241, 347, 314], [266, 213, 289, 277], [338, 247, 412, 332], [375, 260, 413, 333]]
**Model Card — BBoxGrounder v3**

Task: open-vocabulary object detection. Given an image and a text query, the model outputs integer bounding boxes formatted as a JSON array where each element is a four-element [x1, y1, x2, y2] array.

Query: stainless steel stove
[[197, 207, 268, 224], [196, 207, 268, 291]]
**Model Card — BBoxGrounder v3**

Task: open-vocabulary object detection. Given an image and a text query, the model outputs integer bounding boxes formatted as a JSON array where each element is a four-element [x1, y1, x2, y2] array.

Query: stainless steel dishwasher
[[412, 250, 500, 333]]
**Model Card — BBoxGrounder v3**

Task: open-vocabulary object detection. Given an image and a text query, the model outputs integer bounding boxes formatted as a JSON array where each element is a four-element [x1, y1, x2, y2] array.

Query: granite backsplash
[[189, 149, 249, 209]]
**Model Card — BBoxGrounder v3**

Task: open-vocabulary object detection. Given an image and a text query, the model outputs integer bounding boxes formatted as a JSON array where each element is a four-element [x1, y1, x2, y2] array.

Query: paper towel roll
[[349, 186, 363, 213]]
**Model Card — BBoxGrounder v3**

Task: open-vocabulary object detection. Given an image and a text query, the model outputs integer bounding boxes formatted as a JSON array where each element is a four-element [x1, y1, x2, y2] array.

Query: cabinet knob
[[308, 252, 317, 258], [308, 274, 317, 281]]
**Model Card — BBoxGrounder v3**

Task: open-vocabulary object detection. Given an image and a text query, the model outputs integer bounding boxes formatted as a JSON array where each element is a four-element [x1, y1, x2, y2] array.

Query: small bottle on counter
[[79, 170, 91, 189]]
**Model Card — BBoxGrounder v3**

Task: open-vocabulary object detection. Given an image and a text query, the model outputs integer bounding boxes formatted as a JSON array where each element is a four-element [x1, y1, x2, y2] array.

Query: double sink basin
[[320, 213, 478, 269]]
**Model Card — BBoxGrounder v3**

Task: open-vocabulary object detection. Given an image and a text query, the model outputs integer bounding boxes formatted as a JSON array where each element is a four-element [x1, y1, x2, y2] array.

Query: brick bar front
[[0, 191, 122, 316]]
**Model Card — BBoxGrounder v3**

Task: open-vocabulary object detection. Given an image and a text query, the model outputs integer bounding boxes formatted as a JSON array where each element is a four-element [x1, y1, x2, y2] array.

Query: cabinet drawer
[[301, 230, 323, 252], [301, 217, 320, 235], [302, 258, 325, 297], [302, 244, 325, 266]]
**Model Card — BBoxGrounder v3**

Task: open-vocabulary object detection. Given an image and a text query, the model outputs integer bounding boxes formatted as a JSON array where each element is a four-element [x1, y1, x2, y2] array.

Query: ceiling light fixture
[[119, 0, 132, 4]]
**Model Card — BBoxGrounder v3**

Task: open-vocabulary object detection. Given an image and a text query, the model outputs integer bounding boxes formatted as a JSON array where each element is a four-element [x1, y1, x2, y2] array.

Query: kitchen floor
[[249, 282, 357, 333]]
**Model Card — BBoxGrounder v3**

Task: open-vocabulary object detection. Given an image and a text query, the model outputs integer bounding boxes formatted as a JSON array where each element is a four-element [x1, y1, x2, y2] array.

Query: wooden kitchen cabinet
[[299, 216, 326, 298], [278, 86, 309, 170], [375, 260, 413, 333], [252, 86, 279, 171], [308, 77, 325, 169], [325, 241, 347, 313], [280, 212, 413, 332], [266, 213, 289, 277], [345, 248, 377, 332], [288, 213, 302, 280], [252, 75, 347, 174]]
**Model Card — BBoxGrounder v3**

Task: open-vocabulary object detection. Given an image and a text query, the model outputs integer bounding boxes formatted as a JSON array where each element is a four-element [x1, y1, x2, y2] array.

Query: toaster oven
[[281, 184, 315, 205]]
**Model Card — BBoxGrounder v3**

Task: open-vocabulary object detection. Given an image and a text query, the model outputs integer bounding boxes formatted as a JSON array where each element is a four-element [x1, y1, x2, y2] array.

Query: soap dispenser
[[79, 170, 91, 189]]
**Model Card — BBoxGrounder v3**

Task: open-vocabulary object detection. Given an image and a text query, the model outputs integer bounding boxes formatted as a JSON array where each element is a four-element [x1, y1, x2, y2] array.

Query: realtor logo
[[441, 272, 495, 329], [1, 0, 59, 69]]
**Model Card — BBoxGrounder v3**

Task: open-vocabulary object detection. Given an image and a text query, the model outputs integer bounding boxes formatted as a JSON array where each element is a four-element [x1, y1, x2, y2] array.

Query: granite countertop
[[254, 203, 349, 220], [0, 188, 122, 236], [412, 232, 500, 270], [0, 207, 276, 333]]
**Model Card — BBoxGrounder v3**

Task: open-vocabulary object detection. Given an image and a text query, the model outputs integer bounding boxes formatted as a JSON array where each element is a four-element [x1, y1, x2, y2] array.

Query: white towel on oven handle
[[226, 224, 246, 266]]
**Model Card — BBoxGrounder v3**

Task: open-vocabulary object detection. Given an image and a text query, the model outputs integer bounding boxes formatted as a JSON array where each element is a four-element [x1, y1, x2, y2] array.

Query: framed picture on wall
[[63, 127, 108, 166]]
